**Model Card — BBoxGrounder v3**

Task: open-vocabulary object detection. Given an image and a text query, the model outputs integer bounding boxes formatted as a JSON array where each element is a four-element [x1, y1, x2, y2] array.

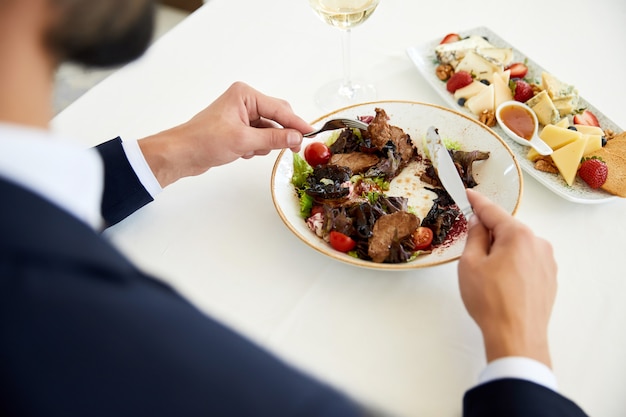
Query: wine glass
[[308, 0, 380, 110]]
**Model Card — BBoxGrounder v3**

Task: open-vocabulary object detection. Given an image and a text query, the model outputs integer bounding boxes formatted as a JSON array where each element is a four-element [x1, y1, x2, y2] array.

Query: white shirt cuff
[[121, 138, 163, 198], [478, 357, 558, 392]]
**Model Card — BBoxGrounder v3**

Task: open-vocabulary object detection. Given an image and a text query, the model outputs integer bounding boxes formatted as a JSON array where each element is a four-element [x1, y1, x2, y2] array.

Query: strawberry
[[573, 109, 600, 127], [506, 62, 528, 79], [446, 70, 473, 93], [578, 157, 608, 189], [440, 33, 461, 44], [512, 80, 534, 102]]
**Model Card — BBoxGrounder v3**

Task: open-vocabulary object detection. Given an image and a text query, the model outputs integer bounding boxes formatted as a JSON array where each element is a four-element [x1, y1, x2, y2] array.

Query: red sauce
[[500, 105, 535, 140], [433, 214, 468, 250]]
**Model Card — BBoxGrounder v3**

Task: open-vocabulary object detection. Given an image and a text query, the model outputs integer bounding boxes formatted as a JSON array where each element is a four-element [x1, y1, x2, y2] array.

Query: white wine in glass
[[308, 0, 380, 110]]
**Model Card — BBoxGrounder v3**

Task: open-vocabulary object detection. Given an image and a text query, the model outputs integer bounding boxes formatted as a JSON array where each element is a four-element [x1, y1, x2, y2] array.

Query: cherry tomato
[[412, 227, 434, 250], [304, 142, 331, 167], [329, 231, 356, 253]]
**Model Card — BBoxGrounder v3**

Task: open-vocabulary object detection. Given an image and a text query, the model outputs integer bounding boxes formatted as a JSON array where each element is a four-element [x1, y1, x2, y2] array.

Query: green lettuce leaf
[[297, 189, 314, 219], [291, 153, 313, 189]]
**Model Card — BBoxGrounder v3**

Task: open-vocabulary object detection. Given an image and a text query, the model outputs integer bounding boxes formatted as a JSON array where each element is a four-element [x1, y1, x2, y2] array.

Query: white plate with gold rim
[[271, 100, 522, 270]]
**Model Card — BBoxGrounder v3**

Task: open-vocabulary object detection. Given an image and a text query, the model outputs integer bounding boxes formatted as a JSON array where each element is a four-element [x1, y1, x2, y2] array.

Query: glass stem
[[340, 28, 354, 97]]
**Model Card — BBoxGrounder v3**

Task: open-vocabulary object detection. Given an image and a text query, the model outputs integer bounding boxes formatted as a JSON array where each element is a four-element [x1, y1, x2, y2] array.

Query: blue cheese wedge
[[435, 35, 493, 66], [526, 90, 560, 125], [476, 47, 514, 66], [541, 72, 579, 117], [552, 96, 579, 117], [541, 72, 578, 100]]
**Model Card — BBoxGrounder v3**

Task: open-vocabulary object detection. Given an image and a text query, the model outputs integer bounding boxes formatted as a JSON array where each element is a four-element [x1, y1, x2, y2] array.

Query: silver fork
[[303, 118, 369, 138]]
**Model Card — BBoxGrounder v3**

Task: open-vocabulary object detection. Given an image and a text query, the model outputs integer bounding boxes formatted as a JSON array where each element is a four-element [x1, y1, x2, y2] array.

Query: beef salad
[[292, 108, 489, 264]]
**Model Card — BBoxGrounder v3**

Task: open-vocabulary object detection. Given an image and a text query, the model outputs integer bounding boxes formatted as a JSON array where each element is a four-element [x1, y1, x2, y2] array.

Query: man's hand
[[458, 189, 557, 368], [138, 82, 313, 187]]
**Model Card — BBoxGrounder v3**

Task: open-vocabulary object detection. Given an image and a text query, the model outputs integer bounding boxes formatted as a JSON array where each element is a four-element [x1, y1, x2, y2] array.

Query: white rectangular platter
[[407, 26, 623, 204]]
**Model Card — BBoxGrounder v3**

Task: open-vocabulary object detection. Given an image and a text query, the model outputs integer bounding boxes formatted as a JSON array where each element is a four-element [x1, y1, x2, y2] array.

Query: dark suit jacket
[[0, 137, 588, 416], [464, 379, 589, 417]]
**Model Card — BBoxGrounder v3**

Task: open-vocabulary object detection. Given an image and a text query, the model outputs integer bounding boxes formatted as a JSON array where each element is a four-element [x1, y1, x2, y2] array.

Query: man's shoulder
[[0, 177, 135, 276]]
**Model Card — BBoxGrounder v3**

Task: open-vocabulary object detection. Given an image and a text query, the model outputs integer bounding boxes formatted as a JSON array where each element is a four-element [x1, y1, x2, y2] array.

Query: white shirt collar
[[0, 123, 104, 229]]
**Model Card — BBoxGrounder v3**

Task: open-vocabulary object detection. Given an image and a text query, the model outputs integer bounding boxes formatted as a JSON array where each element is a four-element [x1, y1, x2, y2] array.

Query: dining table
[[52, 0, 626, 415]]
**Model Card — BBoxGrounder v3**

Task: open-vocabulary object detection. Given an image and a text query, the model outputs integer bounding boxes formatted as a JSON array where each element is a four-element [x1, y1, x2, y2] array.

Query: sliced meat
[[389, 125, 415, 163], [368, 211, 419, 263], [420, 164, 441, 187], [365, 108, 416, 180], [366, 108, 415, 157], [329, 152, 380, 174], [367, 108, 393, 149], [329, 128, 361, 154]]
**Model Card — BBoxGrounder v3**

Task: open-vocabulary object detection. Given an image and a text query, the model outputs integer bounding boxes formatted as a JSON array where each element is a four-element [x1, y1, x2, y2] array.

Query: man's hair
[[47, 0, 155, 67]]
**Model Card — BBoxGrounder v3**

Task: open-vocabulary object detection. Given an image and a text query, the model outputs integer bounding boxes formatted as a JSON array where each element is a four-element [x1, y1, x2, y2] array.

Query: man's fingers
[[461, 213, 491, 260], [466, 189, 512, 232], [243, 126, 303, 154], [251, 119, 280, 129], [251, 86, 314, 134]]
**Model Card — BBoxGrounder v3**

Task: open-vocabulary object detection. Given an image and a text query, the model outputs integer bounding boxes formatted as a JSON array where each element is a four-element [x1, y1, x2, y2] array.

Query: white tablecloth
[[52, 0, 626, 415]]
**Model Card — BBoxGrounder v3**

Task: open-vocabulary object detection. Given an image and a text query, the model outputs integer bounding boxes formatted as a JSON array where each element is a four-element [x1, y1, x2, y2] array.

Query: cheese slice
[[466, 84, 495, 115], [582, 134, 603, 155], [454, 80, 487, 100], [492, 71, 513, 109], [540, 125, 583, 147], [455, 51, 503, 83], [574, 124, 604, 135], [500, 69, 511, 85], [550, 136, 589, 186], [555, 118, 570, 129], [527, 124, 582, 161]]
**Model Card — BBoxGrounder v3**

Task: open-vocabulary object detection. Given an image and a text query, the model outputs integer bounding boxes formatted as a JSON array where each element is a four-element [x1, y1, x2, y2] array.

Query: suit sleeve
[[95, 137, 154, 227], [463, 378, 589, 417]]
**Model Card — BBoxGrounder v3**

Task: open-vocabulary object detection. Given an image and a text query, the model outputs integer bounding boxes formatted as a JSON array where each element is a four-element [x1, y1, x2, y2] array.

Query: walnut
[[435, 64, 454, 81], [534, 157, 559, 174], [604, 129, 615, 141], [531, 83, 543, 96], [479, 109, 496, 127]]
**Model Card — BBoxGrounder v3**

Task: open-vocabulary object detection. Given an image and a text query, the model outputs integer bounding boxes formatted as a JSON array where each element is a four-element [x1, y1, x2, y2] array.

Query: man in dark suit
[[0, 0, 589, 415]]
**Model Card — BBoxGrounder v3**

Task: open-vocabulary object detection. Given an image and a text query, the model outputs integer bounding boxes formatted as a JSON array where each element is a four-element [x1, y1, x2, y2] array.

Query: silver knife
[[425, 126, 473, 221]]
